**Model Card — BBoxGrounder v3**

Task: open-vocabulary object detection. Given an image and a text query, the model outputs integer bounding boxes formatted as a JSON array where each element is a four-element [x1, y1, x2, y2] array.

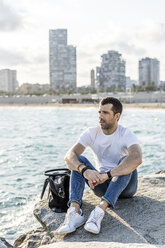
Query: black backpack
[[41, 168, 70, 213]]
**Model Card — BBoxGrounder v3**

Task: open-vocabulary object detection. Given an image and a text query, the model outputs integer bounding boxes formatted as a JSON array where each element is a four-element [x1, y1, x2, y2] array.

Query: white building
[[0, 69, 18, 93], [139, 57, 160, 87], [90, 69, 95, 88], [49, 29, 77, 91], [96, 50, 126, 91]]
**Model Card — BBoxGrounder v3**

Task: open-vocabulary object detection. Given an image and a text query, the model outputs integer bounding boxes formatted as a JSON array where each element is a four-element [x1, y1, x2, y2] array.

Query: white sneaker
[[84, 206, 105, 234], [57, 206, 85, 234]]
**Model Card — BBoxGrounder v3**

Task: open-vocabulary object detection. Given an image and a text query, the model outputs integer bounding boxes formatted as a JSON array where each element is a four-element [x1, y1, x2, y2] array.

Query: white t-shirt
[[77, 125, 139, 173]]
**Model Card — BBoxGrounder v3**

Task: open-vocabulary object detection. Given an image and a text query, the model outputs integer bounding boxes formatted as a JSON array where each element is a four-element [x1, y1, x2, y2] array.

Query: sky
[[0, 0, 165, 86]]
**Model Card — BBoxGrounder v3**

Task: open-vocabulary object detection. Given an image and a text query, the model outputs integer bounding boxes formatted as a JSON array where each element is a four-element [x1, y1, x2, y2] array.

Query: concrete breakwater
[[1, 171, 165, 248]]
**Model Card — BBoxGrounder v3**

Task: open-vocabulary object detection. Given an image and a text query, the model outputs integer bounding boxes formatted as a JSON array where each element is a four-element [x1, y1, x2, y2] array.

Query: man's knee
[[93, 185, 107, 198], [119, 187, 137, 198], [120, 170, 138, 198], [77, 155, 90, 169], [77, 155, 96, 171], [77, 155, 88, 164]]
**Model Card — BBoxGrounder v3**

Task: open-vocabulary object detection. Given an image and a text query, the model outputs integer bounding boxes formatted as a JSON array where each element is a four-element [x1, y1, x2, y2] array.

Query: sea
[[0, 106, 165, 244]]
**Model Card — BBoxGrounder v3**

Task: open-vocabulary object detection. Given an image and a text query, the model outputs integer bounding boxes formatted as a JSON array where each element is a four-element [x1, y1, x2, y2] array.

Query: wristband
[[81, 166, 89, 178], [77, 163, 84, 172], [107, 170, 112, 180]]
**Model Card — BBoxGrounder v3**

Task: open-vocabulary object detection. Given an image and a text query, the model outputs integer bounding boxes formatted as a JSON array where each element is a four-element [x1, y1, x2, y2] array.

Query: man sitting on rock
[[57, 97, 142, 235]]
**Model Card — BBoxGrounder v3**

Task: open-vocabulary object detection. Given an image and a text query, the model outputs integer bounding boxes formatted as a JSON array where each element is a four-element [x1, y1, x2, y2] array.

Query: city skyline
[[0, 0, 165, 86]]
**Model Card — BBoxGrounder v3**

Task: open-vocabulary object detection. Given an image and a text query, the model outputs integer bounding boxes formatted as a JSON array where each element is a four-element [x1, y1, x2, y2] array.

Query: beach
[[0, 102, 165, 108]]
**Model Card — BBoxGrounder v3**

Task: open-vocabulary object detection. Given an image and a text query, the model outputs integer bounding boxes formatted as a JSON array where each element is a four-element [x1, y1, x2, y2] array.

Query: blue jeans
[[69, 155, 138, 208]]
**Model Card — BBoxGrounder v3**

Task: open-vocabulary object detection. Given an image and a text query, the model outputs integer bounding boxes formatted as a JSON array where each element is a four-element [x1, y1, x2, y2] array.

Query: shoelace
[[63, 209, 76, 225], [87, 210, 104, 227]]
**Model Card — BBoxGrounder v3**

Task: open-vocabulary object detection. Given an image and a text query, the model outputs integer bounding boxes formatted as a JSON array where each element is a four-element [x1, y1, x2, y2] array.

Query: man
[[57, 97, 142, 235]]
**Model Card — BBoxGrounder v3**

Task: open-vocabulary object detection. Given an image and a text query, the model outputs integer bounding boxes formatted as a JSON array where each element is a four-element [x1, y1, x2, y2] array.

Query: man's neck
[[102, 124, 118, 135]]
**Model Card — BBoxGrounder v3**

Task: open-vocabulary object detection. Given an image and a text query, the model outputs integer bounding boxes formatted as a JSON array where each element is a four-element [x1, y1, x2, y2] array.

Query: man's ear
[[115, 113, 120, 121]]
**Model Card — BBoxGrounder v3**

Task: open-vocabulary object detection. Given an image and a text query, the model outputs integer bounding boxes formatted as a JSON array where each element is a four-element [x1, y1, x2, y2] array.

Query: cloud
[[0, 46, 49, 68], [126, 21, 165, 49], [0, 0, 23, 31], [116, 42, 146, 56], [153, 23, 165, 42], [77, 49, 100, 66], [78, 71, 90, 78], [33, 55, 48, 64], [78, 50, 92, 59], [0, 48, 29, 66], [78, 50, 97, 62]]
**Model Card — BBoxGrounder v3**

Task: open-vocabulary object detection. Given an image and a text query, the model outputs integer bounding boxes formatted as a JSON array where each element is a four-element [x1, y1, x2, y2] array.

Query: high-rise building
[[160, 81, 165, 89], [90, 69, 95, 88], [139, 57, 160, 87], [96, 50, 126, 91], [0, 69, 18, 93], [126, 77, 137, 91], [49, 29, 77, 91]]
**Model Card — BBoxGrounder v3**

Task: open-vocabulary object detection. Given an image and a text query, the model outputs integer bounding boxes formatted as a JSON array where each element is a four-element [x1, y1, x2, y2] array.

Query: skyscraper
[[96, 50, 126, 91], [0, 69, 18, 93], [90, 69, 95, 88], [139, 57, 160, 87], [49, 29, 77, 91]]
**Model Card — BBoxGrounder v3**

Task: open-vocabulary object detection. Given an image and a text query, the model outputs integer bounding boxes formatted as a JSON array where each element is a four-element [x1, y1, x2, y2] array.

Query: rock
[[33, 200, 65, 232], [15, 173, 165, 248], [156, 170, 165, 174], [0, 237, 13, 248], [13, 228, 51, 248], [39, 241, 165, 248]]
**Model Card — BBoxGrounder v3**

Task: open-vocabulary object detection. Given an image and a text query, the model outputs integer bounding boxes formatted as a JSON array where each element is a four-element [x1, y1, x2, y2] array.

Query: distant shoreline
[[0, 103, 165, 109]]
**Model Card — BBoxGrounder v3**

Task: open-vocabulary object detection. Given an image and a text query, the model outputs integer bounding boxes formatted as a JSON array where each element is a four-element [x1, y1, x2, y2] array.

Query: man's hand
[[83, 169, 103, 189], [84, 170, 108, 189], [99, 173, 109, 184], [90, 173, 109, 189]]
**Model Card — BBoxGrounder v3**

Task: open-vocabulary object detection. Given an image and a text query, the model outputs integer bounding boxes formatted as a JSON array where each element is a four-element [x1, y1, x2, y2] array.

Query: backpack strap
[[40, 178, 49, 199]]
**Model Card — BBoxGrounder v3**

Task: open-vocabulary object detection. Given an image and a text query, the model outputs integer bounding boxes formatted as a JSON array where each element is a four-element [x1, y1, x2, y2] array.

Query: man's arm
[[98, 144, 142, 183], [110, 144, 142, 177], [64, 143, 85, 171]]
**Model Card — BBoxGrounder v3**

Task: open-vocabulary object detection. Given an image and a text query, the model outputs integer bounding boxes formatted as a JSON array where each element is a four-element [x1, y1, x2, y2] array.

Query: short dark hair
[[100, 97, 123, 115]]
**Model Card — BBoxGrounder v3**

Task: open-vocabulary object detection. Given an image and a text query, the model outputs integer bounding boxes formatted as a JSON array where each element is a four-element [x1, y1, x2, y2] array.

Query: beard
[[99, 119, 115, 130]]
